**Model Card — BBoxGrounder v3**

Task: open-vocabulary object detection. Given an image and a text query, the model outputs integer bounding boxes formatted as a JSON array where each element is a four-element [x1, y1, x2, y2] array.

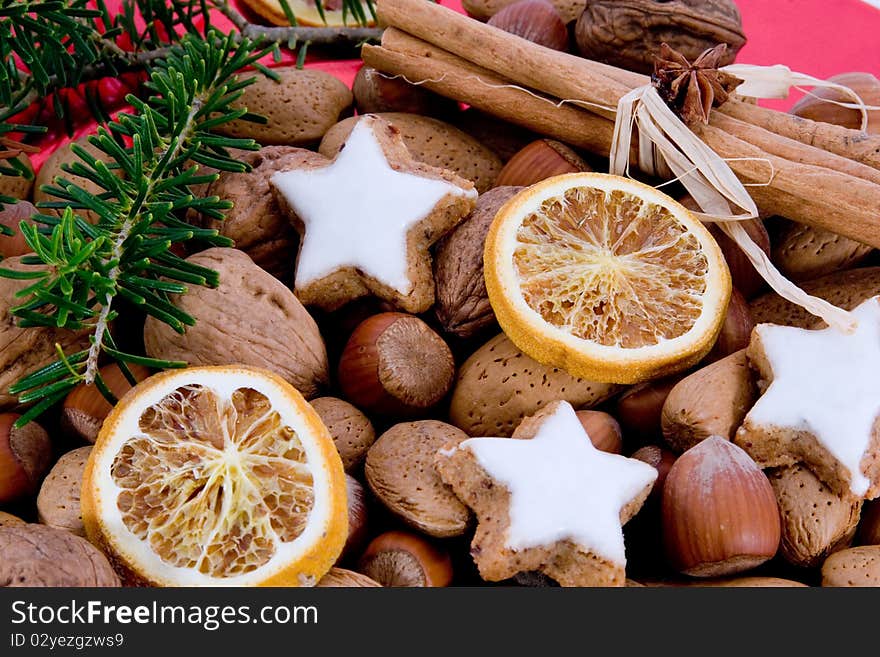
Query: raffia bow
[[610, 47, 880, 333]]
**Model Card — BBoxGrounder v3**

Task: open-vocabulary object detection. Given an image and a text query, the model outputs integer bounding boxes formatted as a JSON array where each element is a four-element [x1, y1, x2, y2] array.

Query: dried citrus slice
[[239, 0, 375, 27], [484, 173, 731, 384], [81, 366, 347, 586]]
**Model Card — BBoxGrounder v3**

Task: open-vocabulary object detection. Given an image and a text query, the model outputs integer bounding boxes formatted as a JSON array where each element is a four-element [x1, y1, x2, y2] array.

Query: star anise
[[652, 43, 743, 125]]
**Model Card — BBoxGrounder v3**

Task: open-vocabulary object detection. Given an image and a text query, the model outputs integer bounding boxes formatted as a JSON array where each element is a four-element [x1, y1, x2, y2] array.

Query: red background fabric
[[24, 0, 880, 167]]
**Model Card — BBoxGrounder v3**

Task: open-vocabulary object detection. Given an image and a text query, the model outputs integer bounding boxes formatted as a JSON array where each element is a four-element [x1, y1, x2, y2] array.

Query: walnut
[[143, 247, 329, 399], [0, 524, 119, 587], [574, 0, 746, 76], [433, 186, 522, 339], [197, 147, 301, 281], [0, 257, 91, 410]]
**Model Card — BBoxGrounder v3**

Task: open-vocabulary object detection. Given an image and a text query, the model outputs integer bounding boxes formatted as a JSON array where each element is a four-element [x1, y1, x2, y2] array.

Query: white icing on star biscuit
[[270, 115, 476, 312], [735, 296, 880, 499], [435, 401, 656, 586]]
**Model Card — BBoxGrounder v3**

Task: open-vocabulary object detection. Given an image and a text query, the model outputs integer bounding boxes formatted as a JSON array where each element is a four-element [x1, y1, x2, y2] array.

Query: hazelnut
[[613, 377, 680, 443], [0, 413, 52, 504], [706, 288, 754, 362], [338, 312, 455, 417], [708, 219, 771, 300], [858, 500, 880, 546], [352, 66, 455, 117], [631, 445, 676, 502], [790, 72, 880, 134], [0, 200, 37, 258], [494, 139, 590, 188], [662, 436, 781, 578], [61, 362, 151, 443], [341, 474, 369, 561], [310, 397, 376, 472], [358, 530, 453, 587], [487, 0, 569, 51], [575, 410, 623, 454]]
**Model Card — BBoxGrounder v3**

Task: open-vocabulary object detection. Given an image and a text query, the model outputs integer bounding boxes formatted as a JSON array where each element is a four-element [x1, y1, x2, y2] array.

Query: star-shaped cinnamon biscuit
[[735, 296, 880, 500], [270, 115, 477, 312], [435, 401, 656, 586]]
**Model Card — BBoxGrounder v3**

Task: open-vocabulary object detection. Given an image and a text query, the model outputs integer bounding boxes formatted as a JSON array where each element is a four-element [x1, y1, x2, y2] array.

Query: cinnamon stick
[[363, 30, 619, 155]]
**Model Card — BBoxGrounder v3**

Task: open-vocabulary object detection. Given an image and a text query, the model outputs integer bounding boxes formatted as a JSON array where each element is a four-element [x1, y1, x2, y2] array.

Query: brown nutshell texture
[[319, 112, 502, 193], [143, 248, 328, 399], [196, 146, 302, 279], [661, 350, 757, 453], [749, 266, 880, 328], [0, 200, 38, 257], [822, 546, 880, 587], [662, 436, 781, 577], [0, 414, 52, 504], [309, 397, 375, 472], [0, 524, 120, 587], [574, 0, 745, 76], [860, 500, 880, 546], [317, 567, 382, 587], [769, 464, 862, 568], [0, 153, 34, 201], [449, 333, 619, 436], [463, 0, 586, 23], [365, 420, 471, 537], [773, 221, 873, 283], [487, 1, 569, 51], [34, 135, 112, 224], [358, 530, 453, 587], [215, 67, 353, 146], [434, 186, 522, 338], [0, 256, 91, 410], [790, 72, 880, 134], [0, 512, 24, 527], [37, 446, 93, 537]]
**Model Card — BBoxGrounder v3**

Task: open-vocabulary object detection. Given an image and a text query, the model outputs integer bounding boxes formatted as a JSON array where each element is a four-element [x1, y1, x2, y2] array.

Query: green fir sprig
[[2, 31, 272, 426]]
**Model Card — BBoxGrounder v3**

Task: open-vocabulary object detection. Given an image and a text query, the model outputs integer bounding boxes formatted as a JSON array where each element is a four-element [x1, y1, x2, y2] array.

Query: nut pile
[[2, 4, 880, 588]]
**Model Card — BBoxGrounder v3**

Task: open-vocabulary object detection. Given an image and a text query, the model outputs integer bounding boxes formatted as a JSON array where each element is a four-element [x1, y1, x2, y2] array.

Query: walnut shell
[[434, 186, 522, 339], [0, 524, 119, 587], [309, 397, 376, 472], [37, 446, 92, 537], [769, 464, 862, 568], [143, 247, 329, 398], [0, 256, 91, 410], [449, 333, 619, 436], [574, 0, 746, 76], [197, 146, 300, 280], [365, 420, 471, 538]]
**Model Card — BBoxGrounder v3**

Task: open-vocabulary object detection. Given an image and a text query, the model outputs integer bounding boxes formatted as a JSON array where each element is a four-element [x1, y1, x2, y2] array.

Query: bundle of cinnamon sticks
[[363, 0, 880, 248]]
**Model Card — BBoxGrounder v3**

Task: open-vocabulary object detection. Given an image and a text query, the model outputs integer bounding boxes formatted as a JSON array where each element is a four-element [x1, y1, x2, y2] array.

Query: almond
[[0, 153, 33, 201], [434, 186, 523, 339], [143, 247, 329, 399], [309, 397, 375, 472], [772, 221, 872, 283], [365, 420, 471, 538], [449, 333, 619, 436], [821, 545, 880, 587], [749, 266, 880, 328], [661, 350, 757, 453], [37, 446, 92, 537], [0, 512, 24, 527], [319, 113, 502, 193], [768, 464, 862, 568], [215, 67, 352, 146]]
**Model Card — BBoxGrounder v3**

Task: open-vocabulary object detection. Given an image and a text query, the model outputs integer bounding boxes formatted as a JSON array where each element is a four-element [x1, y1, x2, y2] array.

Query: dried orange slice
[[240, 0, 375, 27], [82, 366, 347, 586], [485, 173, 731, 384]]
